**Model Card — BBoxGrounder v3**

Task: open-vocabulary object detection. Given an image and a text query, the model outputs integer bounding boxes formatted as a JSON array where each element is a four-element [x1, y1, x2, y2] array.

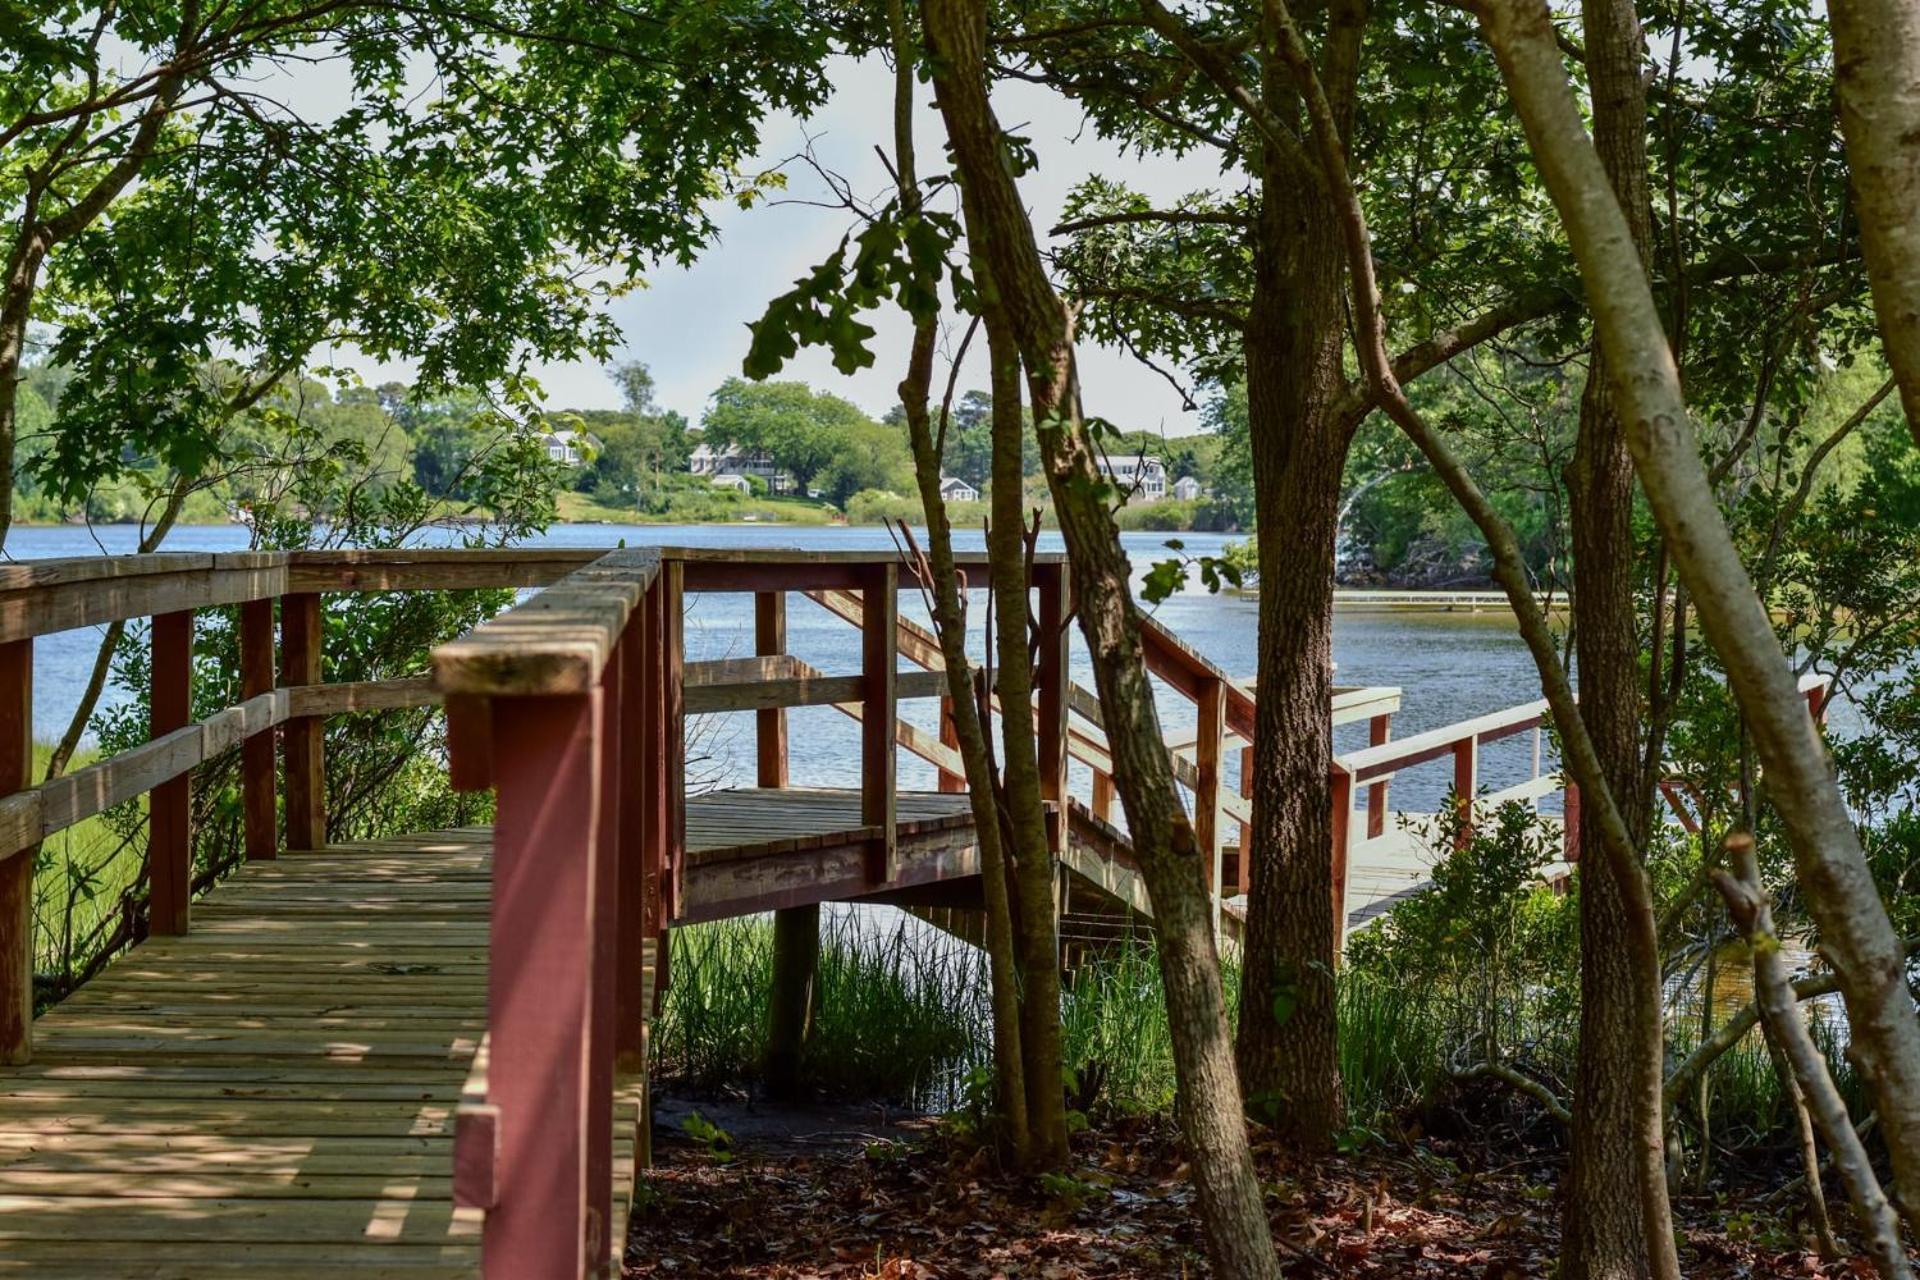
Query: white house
[[688, 442, 795, 494], [1097, 454, 1168, 503], [537, 428, 599, 467], [1172, 475, 1203, 502], [938, 475, 981, 503], [707, 473, 755, 495]]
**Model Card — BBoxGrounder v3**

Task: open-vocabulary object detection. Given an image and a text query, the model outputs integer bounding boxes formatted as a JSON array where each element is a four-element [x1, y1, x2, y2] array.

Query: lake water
[[7, 522, 1564, 816]]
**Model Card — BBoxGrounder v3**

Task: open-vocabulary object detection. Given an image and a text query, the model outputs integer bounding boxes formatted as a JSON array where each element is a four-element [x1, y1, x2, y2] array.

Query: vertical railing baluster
[[662, 562, 685, 927], [1330, 764, 1354, 952], [585, 648, 620, 1274], [1035, 563, 1069, 854], [149, 609, 193, 935], [1452, 736, 1478, 850], [239, 599, 277, 860], [755, 591, 787, 789], [280, 593, 326, 851], [1237, 745, 1253, 887], [860, 562, 897, 883], [1194, 674, 1225, 933], [1366, 711, 1392, 839], [936, 696, 966, 793], [485, 688, 605, 1277], [0, 639, 32, 1064], [613, 598, 652, 1076]]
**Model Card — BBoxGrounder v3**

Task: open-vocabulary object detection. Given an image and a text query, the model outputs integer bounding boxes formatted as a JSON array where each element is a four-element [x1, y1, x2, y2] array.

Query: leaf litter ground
[[625, 1090, 1904, 1278]]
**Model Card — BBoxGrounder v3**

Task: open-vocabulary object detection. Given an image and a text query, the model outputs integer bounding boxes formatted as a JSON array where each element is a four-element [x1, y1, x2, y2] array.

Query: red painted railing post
[[486, 689, 607, 1278], [1194, 674, 1225, 921], [860, 562, 897, 883], [1564, 781, 1582, 864], [936, 696, 966, 793], [663, 562, 685, 930], [1237, 744, 1253, 880], [239, 598, 277, 861], [0, 639, 32, 1063], [1366, 711, 1392, 839], [614, 597, 653, 1074], [755, 591, 788, 788], [1035, 563, 1069, 853], [149, 609, 193, 935], [1451, 736, 1478, 851], [280, 593, 326, 850], [1330, 764, 1354, 952]]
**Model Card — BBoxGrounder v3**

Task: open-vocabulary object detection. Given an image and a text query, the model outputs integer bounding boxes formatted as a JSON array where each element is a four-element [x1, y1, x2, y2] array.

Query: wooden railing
[[429, 547, 1071, 1277], [0, 547, 599, 1067]]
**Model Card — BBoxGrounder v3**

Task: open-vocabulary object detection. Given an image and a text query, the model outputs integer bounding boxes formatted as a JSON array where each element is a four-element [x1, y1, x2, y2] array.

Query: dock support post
[[281, 593, 326, 851], [861, 563, 897, 883], [765, 901, 820, 1100], [149, 609, 193, 936], [486, 689, 610, 1278], [239, 598, 277, 861], [1365, 711, 1392, 839], [0, 640, 32, 1063], [755, 591, 788, 787]]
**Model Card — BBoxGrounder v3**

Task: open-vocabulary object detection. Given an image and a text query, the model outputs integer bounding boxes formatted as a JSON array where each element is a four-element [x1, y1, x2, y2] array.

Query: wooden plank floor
[[0, 829, 640, 1279], [686, 786, 975, 857]]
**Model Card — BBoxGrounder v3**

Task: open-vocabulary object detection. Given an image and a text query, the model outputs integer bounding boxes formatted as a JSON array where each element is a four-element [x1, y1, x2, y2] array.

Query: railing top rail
[[432, 548, 663, 696], [1339, 698, 1550, 781]]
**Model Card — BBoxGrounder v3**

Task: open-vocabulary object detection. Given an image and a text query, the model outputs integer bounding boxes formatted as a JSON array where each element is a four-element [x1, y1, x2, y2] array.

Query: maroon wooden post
[[485, 689, 608, 1278], [861, 563, 897, 883], [586, 650, 620, 1271], [936, 697, 966, 793], [1452, 736, 1478, 851], [1237, 744, 1253, 870], [614, 600, 653, 1074], [239, 598, 277, 861], [149, 610, 193, 935], [1035, 563, 1069, 852], [1330, 765, 1354, 952], [755, 591, 788, 789], [662, 562, 685, 929], [0, 640, 33, 1063], [1092, 770, 1115, 823], [1564, 781, 1582, 864], [280, 593, 326, 851], [1194, 675, 1225, 909], [1365, 711, 1392, 839]]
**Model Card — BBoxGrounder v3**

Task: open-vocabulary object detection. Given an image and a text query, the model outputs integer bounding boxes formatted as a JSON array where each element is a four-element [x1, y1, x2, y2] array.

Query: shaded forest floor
[[624, 1091, 1889, 1278]]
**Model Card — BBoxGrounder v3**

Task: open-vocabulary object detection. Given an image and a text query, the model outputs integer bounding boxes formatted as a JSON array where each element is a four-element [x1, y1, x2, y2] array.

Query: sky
[[333, 55, 1234, 437]]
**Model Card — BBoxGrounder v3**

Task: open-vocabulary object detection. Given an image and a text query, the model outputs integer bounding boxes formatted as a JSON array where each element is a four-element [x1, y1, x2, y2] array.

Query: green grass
[[26, 741, 143, 986], [556, 490, 836, 525]]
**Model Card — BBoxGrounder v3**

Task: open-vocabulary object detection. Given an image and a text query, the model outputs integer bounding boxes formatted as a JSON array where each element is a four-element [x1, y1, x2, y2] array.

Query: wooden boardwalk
[[0, 831, 641, 1278]]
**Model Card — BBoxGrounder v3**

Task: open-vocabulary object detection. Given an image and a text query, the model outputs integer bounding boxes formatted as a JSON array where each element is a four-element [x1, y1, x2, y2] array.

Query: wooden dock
[[0, 547, 1583, 1278]]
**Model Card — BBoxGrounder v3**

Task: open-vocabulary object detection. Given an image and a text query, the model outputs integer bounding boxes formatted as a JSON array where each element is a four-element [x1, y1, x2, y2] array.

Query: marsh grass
[[652, 908, 1845, 1145]]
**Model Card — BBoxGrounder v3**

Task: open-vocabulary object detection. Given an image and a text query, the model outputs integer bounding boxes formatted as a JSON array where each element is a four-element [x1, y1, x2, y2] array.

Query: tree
[[703, 378, 877, 493], [922, 0, 1284, 1269], [610, 361, 660, 415], [3, 0, 831, 546]]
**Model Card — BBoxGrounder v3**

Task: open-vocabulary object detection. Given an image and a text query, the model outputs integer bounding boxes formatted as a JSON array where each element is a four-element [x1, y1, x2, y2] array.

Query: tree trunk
[[1237, 203, 1350, 1140], [885, 0, 1034, 1161], [923, 0, 1281, 1270], [1560, 1, 1680, 1275], [1827, 0, 1920, 442], [0, 232, 50, 552], [1476, 0, 1920, 1229], [983, 304, 1071, 1168]]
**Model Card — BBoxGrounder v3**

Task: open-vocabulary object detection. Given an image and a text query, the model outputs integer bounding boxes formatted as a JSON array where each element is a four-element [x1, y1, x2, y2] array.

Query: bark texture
[[1560, 1, 1679, 1274], [1827, 0, 1920, 441], [886, 0, 1035, 1161], [1231, 14, 1361, 1145], [923, 0, 1281, 1271], [1476, 0, 1920, 1228]]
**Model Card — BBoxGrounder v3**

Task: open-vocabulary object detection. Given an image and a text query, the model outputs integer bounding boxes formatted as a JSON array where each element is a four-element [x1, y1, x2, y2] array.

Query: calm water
[[7, 522, 1556, 814]]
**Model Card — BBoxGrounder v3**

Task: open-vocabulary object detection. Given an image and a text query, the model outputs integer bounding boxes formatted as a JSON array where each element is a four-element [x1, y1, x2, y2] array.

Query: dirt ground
[[624, 1092, 1892, 1278]]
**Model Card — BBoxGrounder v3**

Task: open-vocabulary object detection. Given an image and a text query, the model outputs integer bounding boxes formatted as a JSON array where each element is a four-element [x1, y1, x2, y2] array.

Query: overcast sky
[[333, 55, 1233, 437]]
